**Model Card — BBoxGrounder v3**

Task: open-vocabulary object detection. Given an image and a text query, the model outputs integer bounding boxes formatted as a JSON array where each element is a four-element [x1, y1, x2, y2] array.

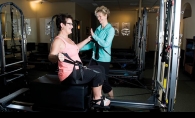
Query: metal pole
[[168, 0, 181, 112], [155, 0, 165, 104]]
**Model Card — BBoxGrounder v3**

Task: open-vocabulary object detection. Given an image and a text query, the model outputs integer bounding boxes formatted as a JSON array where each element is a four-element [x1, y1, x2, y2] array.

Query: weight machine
[[109, 0, 182, 112], [0, 2, 29, 112], [0, 2, 28, 88], [108, 7, 148, 82], [0, 0, 182, 112], [153, 0, 182, 111]]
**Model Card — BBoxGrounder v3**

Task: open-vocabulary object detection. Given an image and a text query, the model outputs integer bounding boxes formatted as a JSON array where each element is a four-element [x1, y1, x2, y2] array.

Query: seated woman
[[48, 13, 110, 108]]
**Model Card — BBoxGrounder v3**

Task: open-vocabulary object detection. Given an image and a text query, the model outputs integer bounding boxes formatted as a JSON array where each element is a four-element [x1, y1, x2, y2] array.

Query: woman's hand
[[87, 35, 92, 42], [90, 28, 94, 36], [58, 53, 65, 62]]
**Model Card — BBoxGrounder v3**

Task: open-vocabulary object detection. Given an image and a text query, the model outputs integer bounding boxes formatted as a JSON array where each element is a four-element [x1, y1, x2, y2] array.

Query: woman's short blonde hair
[[95, 5, 110, 18]]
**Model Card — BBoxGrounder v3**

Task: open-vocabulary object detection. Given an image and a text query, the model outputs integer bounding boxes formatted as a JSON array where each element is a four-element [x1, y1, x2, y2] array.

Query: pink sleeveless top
[[57, 36, 81, 82]]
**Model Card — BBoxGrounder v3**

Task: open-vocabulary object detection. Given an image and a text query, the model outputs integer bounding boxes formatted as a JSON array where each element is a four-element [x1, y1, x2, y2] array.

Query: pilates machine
[[0, 2, 28, 87], [0, 0, 182, 112], [109, 0, 182, 112], [108, 7, 148, 83]]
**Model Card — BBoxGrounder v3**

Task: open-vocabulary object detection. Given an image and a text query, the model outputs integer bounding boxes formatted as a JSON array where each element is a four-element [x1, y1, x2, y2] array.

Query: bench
[[29, 74, 91, 112]]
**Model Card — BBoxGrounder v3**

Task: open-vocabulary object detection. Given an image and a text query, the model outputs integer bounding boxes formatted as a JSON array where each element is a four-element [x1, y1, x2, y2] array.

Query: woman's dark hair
[[56, 13, 73, 31]]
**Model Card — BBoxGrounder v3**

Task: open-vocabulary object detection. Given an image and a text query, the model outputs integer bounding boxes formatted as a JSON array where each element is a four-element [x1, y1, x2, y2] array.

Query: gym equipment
[[109, 0, 182, 112], [2, 4, 22, 57], [26, 42, 51, 71], [27, 43, 49, 60], [50, 15, 58, 43], [108, 7, 148, 82], [0, 2, 28, 87], [110, 48, 135, 60], [30, 74, 91, 112], [154, 0, 182, 111]]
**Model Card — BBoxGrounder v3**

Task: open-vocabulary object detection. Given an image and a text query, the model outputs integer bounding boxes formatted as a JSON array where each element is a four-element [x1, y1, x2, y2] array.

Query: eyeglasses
[[66, 23, 73, 26]]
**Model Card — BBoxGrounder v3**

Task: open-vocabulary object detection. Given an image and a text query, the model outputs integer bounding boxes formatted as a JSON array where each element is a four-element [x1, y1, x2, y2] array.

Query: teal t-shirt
[[80, 23, 115, 62]]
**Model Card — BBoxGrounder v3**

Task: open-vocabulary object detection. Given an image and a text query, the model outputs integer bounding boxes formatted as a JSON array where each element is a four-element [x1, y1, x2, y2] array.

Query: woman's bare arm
[[48, 38, 63, 63], [77, 35, 92, 49]]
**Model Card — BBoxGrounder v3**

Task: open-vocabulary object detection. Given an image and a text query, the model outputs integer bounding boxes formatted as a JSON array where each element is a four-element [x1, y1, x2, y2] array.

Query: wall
[[181, 0, 195, 50], [0, 0, 89, 44], [35, 2, 75, 43], [75, 4, 91, 41], [108, 11, 138, 49], [107, 10, 157, 51]]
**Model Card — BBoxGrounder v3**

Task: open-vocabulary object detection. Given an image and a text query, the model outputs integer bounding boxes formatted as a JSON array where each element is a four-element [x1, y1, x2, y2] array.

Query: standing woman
[[80, 6, 115, 99]]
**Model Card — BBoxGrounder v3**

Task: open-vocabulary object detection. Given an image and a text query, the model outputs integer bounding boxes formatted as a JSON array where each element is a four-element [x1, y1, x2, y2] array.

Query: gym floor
[[23, 51, 195, 112]]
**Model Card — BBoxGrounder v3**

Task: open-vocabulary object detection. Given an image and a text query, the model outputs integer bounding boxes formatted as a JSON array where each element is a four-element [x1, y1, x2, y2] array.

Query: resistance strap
[[90, 39, 99, 59], [62, 53, 84, 80], [90, 39, 129, 70], [62, 52, 101, 74]]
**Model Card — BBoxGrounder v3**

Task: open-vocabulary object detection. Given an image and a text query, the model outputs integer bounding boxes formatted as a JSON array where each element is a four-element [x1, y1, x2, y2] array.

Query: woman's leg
[[107, 90, 114, 99], [92, 85, 102, 100], [83, 65, 110, 106], [92, 85, 110, 106], [97, 61, 114, 99], [61, 65, 110, 106]]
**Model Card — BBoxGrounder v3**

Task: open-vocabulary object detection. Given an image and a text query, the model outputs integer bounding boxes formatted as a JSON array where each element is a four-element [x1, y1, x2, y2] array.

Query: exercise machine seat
[[29, 74, 91, 112]]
